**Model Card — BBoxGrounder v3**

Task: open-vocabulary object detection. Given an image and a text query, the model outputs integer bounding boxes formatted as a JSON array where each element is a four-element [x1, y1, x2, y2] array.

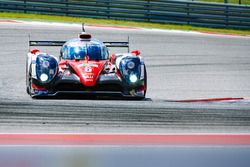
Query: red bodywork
[[59, 59, 108, 87]]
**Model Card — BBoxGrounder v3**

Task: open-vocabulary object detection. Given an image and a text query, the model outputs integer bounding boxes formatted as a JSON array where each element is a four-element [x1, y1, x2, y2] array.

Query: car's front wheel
[[26, 66, 32, 95]]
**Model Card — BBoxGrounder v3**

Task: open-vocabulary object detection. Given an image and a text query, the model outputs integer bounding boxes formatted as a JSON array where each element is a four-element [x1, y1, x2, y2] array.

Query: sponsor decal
[[63, 70, 71, 76], [49, 69, 55, 75], [123, 68, 128, 75], [42, 61, 50, 68], [82, 74, 95, 80], [129, 89, 136, 96], [140, 65, 144, 79], [34, 90, 49, 95], [104, 73, 116, 77], [78, 63, 99, 68], [135, 90, 143, 96]]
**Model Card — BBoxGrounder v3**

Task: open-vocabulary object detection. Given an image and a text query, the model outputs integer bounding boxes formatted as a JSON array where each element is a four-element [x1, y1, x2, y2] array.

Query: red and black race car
[[26, 25, 147, 99]]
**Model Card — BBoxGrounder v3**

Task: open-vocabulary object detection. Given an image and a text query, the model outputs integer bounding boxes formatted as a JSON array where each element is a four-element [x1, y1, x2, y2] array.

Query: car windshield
[[62, 40, 108, 60]]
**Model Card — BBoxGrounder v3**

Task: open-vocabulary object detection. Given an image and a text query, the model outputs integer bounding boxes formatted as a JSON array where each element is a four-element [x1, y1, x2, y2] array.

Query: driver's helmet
[[61, 38, 108, 60], [68, 46, 86, 60]]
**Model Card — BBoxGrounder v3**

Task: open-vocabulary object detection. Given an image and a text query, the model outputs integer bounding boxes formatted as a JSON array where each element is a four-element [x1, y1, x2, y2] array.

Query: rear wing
[[29, 40, 130, 52], [29, 41, 129, 47], [103, 41, 129, 52], [29, 41, 66, 46]]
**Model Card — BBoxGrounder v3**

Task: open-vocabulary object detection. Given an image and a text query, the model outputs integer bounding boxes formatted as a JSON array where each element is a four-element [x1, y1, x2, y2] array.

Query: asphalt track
[[0, 21, 250, 133]]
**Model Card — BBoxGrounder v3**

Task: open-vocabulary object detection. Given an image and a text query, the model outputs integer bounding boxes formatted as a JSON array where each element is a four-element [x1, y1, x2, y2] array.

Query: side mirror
[[31, 48, 40, 54], [131, 50, 140, 56]]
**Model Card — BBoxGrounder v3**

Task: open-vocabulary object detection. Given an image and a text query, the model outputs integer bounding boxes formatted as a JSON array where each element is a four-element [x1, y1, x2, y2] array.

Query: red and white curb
[[0, 19, 142, 30], [174, 97, 250, 103], [202, 31, 250, 38], [87, 24, 142, 30], [0, 133, 250, 145], [0, 19, 20, 23], [0, 19, 249, 38]]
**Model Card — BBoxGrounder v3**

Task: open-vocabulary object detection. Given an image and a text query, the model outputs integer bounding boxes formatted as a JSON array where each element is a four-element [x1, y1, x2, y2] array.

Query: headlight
[[129, 74, 137, 83], [127, 61, 135, 69], [40, 73, 48, 82]]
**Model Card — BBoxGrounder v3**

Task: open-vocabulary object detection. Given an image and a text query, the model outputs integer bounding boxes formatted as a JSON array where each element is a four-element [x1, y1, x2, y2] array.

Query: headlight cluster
[[36, 54, 58, 84], [119, 57, 141, 85]]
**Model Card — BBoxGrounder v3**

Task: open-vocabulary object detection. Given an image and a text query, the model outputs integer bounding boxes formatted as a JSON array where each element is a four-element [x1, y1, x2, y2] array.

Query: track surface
[[0, 21, 250, 133]]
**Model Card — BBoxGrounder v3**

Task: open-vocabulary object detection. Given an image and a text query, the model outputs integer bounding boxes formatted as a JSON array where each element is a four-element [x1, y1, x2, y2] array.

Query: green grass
[[196, 0, 250, 5], [0, 12, 250, 35]]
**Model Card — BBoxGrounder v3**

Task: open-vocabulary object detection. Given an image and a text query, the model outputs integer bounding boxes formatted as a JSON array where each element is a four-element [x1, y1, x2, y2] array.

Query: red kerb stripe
[[0, 134, 249, 145], [87, 24, 141, 30], [176, 97, 244, 102], [0, 20, 19, 23]]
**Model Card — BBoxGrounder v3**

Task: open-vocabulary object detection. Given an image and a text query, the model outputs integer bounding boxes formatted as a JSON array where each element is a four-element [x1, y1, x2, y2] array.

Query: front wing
[[30, 73, 145, 99]]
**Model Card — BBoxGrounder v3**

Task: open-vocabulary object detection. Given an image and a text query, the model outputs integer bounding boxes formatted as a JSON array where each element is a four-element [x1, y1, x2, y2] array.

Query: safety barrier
[[0, 0, 249, 29]]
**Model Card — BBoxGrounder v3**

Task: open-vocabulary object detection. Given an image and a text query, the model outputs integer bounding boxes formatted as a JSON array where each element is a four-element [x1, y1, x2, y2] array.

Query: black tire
[[26, 85, 30, 94], [135, 65, 147, 100], [143, 65, 147, 97], [26, 65, 32, 95]]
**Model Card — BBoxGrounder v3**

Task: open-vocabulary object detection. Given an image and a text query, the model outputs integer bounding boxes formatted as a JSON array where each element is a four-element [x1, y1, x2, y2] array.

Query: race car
[[26, 25, 147, 99]]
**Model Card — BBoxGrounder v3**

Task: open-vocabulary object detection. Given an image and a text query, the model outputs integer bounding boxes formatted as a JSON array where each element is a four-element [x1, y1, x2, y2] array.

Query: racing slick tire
[[134, 65, 147, 100], [26, 65, 31, 95]]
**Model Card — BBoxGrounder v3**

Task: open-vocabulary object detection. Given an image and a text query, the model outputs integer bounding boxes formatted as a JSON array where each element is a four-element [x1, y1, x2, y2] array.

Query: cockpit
[[61, 38, 109, 60]]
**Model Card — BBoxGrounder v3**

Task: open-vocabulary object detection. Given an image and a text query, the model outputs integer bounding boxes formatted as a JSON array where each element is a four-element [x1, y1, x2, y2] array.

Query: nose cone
[[69, 61, 106, 87]]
